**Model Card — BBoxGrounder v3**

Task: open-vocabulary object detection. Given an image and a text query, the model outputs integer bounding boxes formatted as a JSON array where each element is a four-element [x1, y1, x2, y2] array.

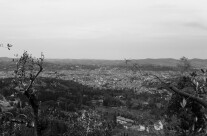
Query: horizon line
[[1, 56, 206, 61]]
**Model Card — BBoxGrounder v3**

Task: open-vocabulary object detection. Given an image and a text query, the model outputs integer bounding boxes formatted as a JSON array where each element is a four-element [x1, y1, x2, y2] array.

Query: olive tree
[[0, 44, 44, 136], [13, 51, 44, 136]]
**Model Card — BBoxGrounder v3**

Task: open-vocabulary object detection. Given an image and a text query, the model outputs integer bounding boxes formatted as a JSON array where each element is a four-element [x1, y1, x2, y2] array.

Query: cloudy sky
[[0, 0, 207, 59]]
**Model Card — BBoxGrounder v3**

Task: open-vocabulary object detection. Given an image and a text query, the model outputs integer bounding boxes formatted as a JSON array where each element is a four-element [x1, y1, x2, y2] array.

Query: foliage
[[177, 57, 192, 72], [164, 72, 207, 136], [103, 94, 123, 107]]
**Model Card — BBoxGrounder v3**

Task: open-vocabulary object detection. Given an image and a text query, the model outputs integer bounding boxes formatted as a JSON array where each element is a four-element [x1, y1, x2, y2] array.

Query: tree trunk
[[25, 91, 41, 136], [34, 109, 41, 136]]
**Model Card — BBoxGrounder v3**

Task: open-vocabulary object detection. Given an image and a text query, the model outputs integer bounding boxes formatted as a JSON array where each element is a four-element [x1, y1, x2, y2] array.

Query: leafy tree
[[177, 56, 192, 72], [13, 51, 44, 136]]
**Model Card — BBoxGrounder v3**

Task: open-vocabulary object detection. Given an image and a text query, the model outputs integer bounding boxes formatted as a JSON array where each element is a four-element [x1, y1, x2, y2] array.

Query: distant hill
[[45, 59, 123, 66], [0, 57, 13, 62], [0, 57, 16, 70], [1, 57, 207, 70], [189, 59, 207, 68], [46, 58, 207, 68], [132, 58, 179, 67]]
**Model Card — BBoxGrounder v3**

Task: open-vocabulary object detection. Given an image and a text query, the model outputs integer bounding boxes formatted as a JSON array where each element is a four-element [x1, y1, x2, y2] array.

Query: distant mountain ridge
[[0, 57, 12, 62], [1, 57, 207, 68], [46, 58, 207, 68]]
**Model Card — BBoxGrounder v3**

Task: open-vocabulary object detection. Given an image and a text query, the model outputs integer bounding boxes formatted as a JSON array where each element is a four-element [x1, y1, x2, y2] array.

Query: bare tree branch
[[25, 65, 43, 93]]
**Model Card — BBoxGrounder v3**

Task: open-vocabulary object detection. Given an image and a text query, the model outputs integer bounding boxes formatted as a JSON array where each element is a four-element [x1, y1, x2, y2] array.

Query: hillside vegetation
[[1, 54, 207, 136]]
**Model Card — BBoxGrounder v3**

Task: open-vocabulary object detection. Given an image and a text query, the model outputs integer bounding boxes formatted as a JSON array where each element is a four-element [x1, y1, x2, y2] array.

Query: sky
[[1, 0, 207, 59]]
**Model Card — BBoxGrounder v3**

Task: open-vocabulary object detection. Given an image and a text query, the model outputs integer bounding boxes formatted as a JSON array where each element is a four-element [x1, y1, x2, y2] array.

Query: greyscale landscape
[[1, 0, 207, 136], [1, 52, 207, 136]]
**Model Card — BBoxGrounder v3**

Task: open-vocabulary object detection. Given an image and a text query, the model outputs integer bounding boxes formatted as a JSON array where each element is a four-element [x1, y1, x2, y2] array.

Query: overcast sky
[[0, 0, 207, 59]]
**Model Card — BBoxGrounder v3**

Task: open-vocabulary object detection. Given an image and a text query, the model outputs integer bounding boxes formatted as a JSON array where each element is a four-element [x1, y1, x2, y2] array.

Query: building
[[91, 99, 103, 106], [116, 116, 134, 126]]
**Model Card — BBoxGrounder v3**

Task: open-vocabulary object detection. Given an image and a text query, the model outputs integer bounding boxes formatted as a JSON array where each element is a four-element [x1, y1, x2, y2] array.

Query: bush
[[103, 95, 123, 107]]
